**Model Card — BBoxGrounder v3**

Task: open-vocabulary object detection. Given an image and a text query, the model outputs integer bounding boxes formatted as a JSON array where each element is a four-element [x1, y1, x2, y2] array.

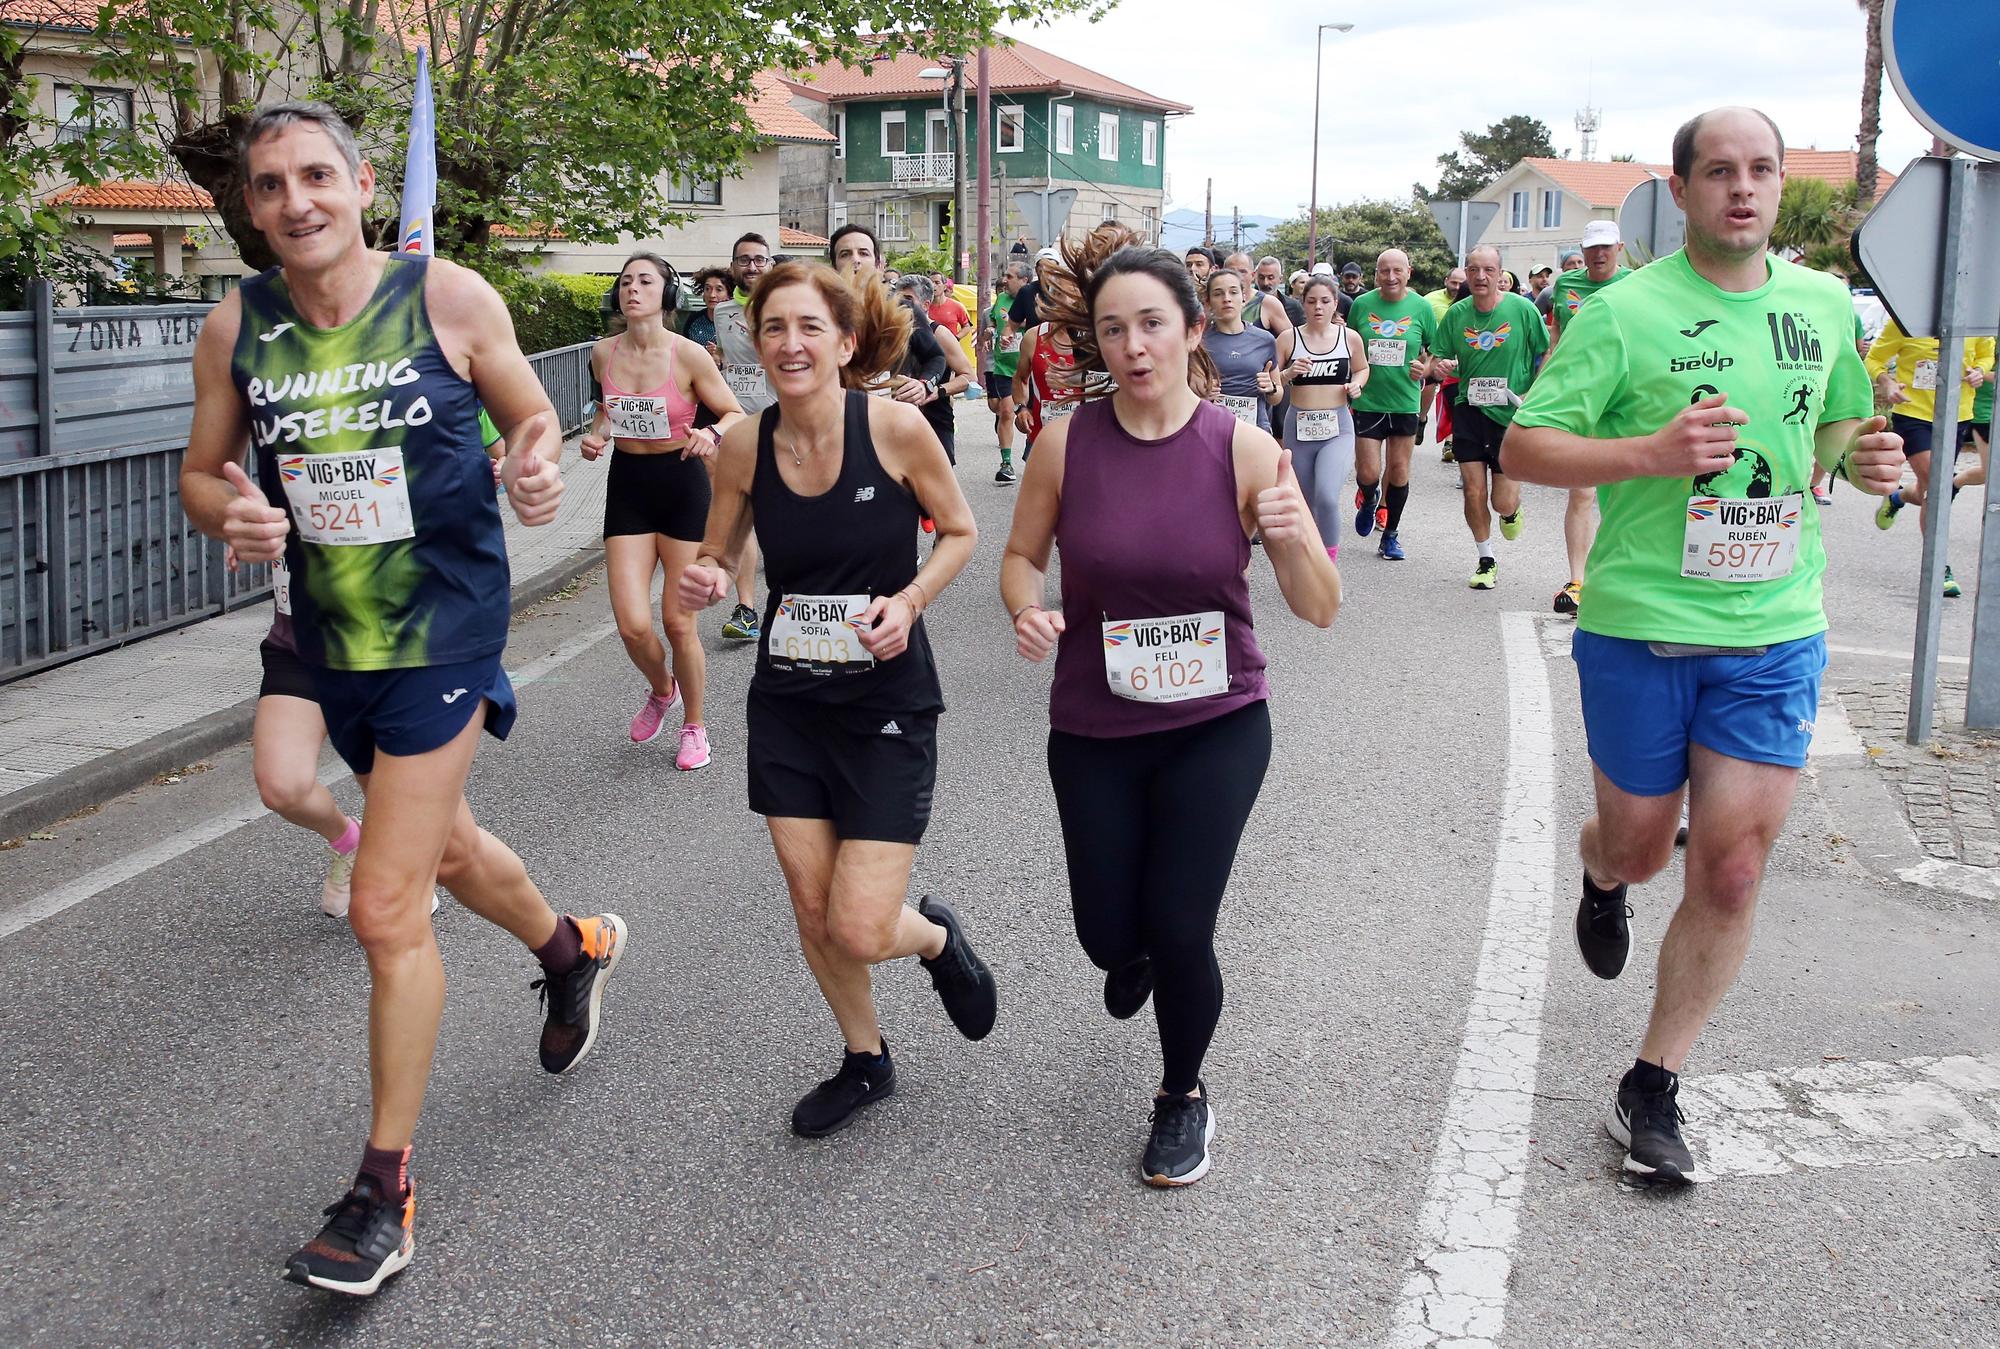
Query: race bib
[[1043, 397, 1080, 421], [1467, 377, 1511, 407], [1682, 493, 1803, 583], [723, 364, 767, 402], [1102, 611, 1229, 704], [271, 554, 292, 616], [278, 448, 415, 546], [1294, 408, 1338, 441], [604, 394, 672, 440], [1912, 359, 1938, 392], [999, 329, 1022, 354], [1368, 338, 1407, 367], [1217, 394, 1259, 425], [768, 593, 874, 672]]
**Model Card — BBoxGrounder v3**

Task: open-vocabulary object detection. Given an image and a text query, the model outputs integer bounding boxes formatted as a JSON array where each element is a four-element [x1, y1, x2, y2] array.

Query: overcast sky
[[1000, 0, 1935, 220]]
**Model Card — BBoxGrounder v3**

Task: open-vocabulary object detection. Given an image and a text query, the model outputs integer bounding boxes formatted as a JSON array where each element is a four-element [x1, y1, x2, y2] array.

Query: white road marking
[[1825, 642, 1969, 666], [1688, 1053, 2000, 1179], [1387, 611, 1556, 1349], [0, 626, 616, 941], [1808, 694, 1866, 759], [1893, 857, 2000, 901]]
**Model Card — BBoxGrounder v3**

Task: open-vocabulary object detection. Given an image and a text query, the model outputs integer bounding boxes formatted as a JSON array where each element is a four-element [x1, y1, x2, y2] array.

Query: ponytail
[[1039, 225, 1218, 399]]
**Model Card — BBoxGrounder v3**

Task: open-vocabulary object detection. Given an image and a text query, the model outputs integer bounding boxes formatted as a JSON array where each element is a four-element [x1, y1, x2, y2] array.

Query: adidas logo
[[880, 720, 902, 735], [854, 486, 875, 502]]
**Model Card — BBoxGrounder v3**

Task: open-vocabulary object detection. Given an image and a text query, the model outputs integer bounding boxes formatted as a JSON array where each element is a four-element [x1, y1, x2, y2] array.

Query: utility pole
[[1204, 178, 1213, 248], [952, 57, 968, 283], [1231, 206, 1240, 254], [975, 45, 991, 374]]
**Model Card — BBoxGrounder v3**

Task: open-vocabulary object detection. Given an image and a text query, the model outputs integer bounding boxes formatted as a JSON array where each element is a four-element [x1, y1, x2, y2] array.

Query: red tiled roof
[[788, 36, 1191, 115], [1514, 158, 1667, 207], [779, 226, 828, 247], [490, 223, 564, 240], [747, 71, 835, 144], [47, 180, 215, 210], [111, 232, 151, 246], [0, 0, 96, 28], [1783, 148, 1897, 195]]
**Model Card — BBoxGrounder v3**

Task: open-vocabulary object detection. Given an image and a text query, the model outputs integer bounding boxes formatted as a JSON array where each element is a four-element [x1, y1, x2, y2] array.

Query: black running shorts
[[1353, 410, 1422, 441], [259, 638, 319, 702], [603, 448, 711, 543], [1452, 408, 1508, 470], [746, 688, 938, 844]]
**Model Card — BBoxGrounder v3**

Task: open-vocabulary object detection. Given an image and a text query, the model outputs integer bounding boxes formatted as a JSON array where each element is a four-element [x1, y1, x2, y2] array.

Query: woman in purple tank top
[[999, 228, 1341, 1188]]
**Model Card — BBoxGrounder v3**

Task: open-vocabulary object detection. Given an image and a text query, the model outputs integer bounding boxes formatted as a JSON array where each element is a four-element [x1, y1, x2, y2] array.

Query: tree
[[1856, 0, 1885, 205], [1420, 115, 1558, 202], [1773, 176, 1860, 257], [1, 12, 163, 304], [95, 1, 1102, 273], [1261, 198, 1455, 293]]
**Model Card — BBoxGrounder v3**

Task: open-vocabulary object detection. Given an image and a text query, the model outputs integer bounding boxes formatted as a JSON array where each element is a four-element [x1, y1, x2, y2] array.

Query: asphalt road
[[2, 404, 1994, 1347]]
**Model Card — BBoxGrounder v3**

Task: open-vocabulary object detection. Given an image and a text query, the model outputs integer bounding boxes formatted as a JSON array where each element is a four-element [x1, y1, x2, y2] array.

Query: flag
[[397, 46, 435, 255]]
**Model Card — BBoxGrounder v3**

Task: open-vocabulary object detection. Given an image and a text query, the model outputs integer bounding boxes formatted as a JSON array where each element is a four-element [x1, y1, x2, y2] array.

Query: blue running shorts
[[309, 653, 517, 776]]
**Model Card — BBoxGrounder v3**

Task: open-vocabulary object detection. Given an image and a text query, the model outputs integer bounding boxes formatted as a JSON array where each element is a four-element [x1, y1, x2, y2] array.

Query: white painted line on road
[[1893, 857, 2000, 901], [1687, 1052, 2000, 1179], [1808, 695, 1866, 759], [1387, 611, 1556, 1349], [1826, 642, 1969, 666], [0, 625, 617, 942]]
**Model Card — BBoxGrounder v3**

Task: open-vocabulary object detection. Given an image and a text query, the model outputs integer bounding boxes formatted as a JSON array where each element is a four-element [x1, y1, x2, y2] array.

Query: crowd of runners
[[179, 97, 1975, 1297]]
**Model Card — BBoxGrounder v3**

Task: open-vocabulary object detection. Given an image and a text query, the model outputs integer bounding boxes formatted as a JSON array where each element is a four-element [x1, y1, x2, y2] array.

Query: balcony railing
[[890, 152, 954, 187]]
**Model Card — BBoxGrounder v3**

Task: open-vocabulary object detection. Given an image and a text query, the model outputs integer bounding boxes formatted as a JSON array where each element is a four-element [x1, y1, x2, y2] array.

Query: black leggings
[[1047, 700, 1272, 1095]]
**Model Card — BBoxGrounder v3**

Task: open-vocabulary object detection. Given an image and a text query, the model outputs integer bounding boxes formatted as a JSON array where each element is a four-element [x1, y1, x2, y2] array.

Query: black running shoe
[[283, 1178, 415, 1296], [917, 894, 997, 1040], [1575, 876, 1631, 980], [791, 1044, 896, 1137], [1142, 1080, 1216, 1187], [1104, 955, 1154, 1020], [532, 912, 627, 1074], [995, 463, 1019, 484], [1608, 1064, 1697, 1184]]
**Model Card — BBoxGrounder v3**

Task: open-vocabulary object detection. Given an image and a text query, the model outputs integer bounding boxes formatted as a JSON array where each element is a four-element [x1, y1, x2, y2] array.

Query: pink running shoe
[[676, 722, 711, 771], [629, 684, 681, 744]]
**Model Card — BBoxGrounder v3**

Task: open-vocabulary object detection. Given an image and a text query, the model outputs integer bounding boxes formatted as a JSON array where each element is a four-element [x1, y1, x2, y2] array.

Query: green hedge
[[498, 272, 614, 353]]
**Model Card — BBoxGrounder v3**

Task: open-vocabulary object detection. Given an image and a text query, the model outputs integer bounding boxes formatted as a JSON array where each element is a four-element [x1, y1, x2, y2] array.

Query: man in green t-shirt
[[1546, 219, 1635, 616], [1348, 249, 1439, 560], [1432, 244, 1547, 588], [985, 259, 1032, 483], [1504, 107, 1903, 1186]]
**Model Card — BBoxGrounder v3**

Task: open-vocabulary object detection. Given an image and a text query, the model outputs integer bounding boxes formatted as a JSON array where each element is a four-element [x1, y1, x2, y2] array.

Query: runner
[[714, 232, 778, 642], [181, 101, 626, 1294], [1504, 107, 1901, 1183], [986, 259, 1032, 483], [1433, 244, 1545, 588], [1424, 267, 1468, 461], [1338, 262, 1366, 318], [895, 273, 974, 465], [1183, 245, 1215, 287], [1348, 248, 1439, 561], [677, 261, 996, 1138], [1865, 316, 1996, 599], [1222, 250, 1293, 347], [1545, 220, 1634, 615], [1200, 266, 1282, 433], [1276, 274, 1369, 558], [580, 251, 745, 766], [1255, 255, 1307, 327], [998, 228, 1340, 1187]]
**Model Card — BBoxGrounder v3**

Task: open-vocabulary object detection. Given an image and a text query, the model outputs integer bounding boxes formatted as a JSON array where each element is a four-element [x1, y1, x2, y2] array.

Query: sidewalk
[[0, 445, 607, 840], [1833, 675, 2000, 872]]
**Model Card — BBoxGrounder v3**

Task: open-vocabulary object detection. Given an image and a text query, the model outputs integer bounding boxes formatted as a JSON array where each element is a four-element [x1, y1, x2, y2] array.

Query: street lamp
[[1307, 22, 1355, 270], [919, 60, 968, 282]]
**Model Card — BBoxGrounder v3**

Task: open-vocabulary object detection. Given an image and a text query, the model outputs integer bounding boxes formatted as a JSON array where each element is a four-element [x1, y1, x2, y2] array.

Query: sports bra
[[601, 333, 699, 443], [1289, 324, 1352, 387]]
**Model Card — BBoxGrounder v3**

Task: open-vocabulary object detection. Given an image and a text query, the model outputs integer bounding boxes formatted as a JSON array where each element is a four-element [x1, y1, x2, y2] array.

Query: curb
[[0, 542, 605, 843]]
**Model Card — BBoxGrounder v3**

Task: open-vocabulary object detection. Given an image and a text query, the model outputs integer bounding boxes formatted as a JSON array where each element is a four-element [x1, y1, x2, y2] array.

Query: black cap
[[1339, 262, 1363, 276]]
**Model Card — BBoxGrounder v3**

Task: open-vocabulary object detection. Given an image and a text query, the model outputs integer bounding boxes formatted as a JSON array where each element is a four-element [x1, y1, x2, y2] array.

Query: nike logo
[[1679, 320, 1718, 339], [441, 688, 469, 704], [259, 322, 296, 342]]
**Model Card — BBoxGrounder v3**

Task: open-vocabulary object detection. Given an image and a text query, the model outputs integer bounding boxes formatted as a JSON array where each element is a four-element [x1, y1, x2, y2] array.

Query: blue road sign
[[1883, 0, 2000, 162]]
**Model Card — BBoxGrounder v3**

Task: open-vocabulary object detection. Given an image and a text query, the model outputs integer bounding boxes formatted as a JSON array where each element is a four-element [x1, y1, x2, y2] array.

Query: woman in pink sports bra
[[582, 251, 745, 768]]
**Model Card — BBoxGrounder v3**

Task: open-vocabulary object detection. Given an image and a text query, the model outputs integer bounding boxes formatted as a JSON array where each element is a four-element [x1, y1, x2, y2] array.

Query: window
[[925, 109, 949, 156], [667, 175, 721, 205], [1142, 207, 1156, 242], [1054, 104, 1074, 155], [834, 110, 845, 160], [1101, 204, 1117, 224], [1508, 189, 1530, 230], [877, 199, 911, 241], [881, 109, 907, 156], [1098, 112, 1120, 161], [999, 105, 1025, 154], [56, 84, 133, 143], [1541, 190, 1562, 230], [1142, 121, 1157, 167]]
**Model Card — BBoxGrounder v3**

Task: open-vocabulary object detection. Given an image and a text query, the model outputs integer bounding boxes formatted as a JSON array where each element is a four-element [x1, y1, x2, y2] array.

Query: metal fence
[[0, 278, 595, 682]]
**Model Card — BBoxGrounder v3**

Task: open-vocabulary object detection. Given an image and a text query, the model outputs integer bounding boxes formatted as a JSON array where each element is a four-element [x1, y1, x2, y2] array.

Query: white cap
[[1035, 245, 1063, 264], [1309, 261, 1335, 276], [1580, 220, 1621, 249]]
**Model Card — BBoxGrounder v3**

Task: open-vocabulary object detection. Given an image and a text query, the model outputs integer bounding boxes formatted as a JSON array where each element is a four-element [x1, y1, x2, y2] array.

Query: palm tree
[[1774, 178, 1860, 258], [1856, 0, 1885, 205]]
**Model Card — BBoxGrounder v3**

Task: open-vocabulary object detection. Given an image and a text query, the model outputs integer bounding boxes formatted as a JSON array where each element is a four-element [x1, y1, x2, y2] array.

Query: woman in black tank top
[[678, 260, 998, 1139]]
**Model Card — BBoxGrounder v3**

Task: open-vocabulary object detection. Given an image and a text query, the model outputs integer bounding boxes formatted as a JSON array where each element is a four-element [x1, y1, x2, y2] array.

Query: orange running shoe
[[532, 913, 628, 1074]]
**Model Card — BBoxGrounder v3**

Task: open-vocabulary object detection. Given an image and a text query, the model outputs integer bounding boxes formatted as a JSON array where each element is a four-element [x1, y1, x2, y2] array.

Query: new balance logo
[[442, 688, 469, 704], [854, 486, 875, 503], [1679, 320, 1719, 339], [259, 322, 296, 342], [879, 720, 902, 735]]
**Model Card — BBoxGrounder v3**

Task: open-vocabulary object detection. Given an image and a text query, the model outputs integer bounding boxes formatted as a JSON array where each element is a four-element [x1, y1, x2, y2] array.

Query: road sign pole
[[1972, 376, 2000, 728], [1457, 208, 1467, 267], [1905, 157, 1971, 744]]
